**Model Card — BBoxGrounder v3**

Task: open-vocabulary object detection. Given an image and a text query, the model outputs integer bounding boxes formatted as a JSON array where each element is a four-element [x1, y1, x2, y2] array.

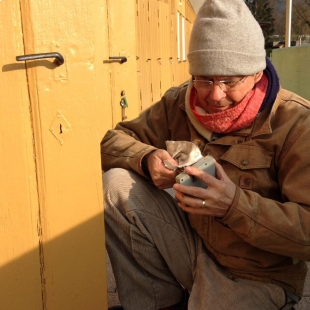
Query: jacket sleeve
[[221, 121, 310, 261], [100, 87, 182, 176]]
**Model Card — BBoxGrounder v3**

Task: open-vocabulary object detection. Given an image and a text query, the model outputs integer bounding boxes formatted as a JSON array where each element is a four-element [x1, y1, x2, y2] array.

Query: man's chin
[[208, 104, 232, 113]]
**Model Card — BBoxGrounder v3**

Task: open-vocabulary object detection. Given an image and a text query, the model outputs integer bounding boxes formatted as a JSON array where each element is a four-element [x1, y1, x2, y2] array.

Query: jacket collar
[[252, 87, 285, 137]]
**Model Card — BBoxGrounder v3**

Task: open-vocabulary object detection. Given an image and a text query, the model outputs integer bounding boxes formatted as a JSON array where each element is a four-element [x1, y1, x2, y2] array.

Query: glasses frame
[[193, 76, 249, 93]]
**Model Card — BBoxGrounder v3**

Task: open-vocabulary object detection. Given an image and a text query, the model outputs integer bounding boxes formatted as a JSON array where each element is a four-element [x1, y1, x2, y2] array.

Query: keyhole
[[60, 123, 63, 134]]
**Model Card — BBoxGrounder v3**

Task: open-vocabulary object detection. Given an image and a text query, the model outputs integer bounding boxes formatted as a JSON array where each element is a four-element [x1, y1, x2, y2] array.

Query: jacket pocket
[[220, 145, 273, 170], [220, 145, 279, 197]]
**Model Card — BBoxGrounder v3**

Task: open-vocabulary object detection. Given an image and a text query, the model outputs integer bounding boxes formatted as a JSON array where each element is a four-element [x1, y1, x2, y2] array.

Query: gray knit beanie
[[188, 0, 266, 76]]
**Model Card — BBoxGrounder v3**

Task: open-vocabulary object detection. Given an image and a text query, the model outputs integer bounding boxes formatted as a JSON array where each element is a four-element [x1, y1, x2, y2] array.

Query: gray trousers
[[103, 168, 294, 310]]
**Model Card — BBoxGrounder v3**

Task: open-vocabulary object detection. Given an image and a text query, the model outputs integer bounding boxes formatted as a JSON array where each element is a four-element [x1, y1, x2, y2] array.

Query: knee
[[103, 168, 131, 190], [103, 168, 157, 214], [103, 168, 136, 210]]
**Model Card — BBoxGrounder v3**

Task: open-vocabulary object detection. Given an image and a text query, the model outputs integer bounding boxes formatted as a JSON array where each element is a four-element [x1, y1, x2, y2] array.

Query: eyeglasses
[[193, 76, 249, 93]]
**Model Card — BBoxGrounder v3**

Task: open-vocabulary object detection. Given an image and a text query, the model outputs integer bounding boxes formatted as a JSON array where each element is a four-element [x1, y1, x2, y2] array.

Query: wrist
[[141, 151, 153, 178]]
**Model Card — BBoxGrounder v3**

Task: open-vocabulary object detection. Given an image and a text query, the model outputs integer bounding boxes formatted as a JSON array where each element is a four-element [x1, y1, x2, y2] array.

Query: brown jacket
[[101, 84, 310, 296]]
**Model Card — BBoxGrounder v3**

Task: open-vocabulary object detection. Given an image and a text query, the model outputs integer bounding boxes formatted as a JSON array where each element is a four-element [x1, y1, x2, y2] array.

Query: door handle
[[16, 52, 64, 66], [109, 56, 127, 64]]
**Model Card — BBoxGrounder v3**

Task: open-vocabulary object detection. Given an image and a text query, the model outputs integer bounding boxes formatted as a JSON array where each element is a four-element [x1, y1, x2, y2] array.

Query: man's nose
[[209, 84, 226, 102]]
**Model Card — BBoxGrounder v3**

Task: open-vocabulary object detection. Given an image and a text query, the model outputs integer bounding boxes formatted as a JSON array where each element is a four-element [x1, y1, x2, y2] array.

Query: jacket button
[[241, 160, 248, 166]]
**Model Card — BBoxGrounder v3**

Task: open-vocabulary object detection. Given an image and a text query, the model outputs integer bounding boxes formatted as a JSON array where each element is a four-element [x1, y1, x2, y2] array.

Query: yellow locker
[[107, 0, 140, 125], [0, 1, 42, 309], [1, 0, 109, 309]]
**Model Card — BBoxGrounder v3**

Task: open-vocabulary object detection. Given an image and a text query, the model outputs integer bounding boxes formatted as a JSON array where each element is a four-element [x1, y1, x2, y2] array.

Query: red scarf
[[189, 74, 268, 133]]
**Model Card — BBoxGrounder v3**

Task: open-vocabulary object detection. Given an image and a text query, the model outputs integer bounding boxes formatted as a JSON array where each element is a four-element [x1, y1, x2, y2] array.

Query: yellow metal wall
[[107, 0, 141, 127], [1, 0, 109, 309], [136, 0, 196, 110], [0, 1, 43, 308], [0, 0, 195, 309]]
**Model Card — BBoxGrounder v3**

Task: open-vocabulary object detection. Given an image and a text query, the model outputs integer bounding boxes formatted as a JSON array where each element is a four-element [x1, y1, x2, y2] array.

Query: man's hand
[[143, 149, 179, 189], [173, 161, 236, 217]]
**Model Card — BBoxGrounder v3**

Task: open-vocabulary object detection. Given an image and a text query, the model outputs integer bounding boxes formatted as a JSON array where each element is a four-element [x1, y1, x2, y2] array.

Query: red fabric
[[189, 75, 268, 133]]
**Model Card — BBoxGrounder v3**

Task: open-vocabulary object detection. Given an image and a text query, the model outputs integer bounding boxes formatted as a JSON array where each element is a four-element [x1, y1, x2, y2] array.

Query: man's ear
[[253, 71, 264, 83]]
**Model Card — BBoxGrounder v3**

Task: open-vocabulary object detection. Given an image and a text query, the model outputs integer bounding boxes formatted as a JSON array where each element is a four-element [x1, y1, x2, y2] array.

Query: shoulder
[[278, 88, 310, 110], [272, 88, 310, 144], [162, 82, 188, 106], [273, 88, 310, 125]]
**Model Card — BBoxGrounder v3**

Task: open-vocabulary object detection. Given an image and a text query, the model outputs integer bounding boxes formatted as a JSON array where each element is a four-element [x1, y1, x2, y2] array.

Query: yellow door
[[107, 0, 140, 125], [1, 0, 109, 309], [158, 0, 173, 96], [0, 1, 43, 309], [136, 0, 153, 110]]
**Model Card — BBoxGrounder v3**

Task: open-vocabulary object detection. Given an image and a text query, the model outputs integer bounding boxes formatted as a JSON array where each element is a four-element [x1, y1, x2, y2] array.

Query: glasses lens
[[194, 80, 213, 90], [194, 76, 247, 92], [220, 80, 239, 92]]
